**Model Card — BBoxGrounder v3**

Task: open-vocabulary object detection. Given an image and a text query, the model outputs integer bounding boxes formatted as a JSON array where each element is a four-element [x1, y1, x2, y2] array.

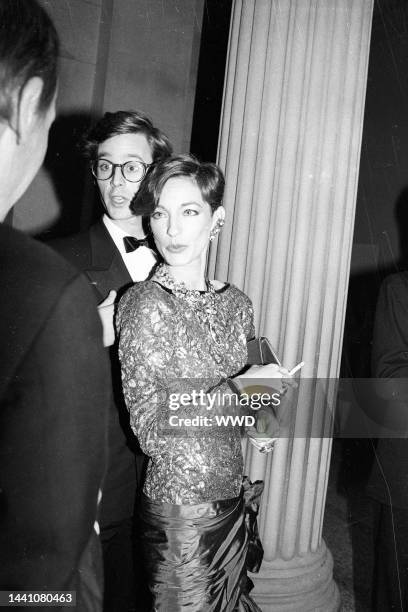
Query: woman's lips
[[166, 244, 187, 253]]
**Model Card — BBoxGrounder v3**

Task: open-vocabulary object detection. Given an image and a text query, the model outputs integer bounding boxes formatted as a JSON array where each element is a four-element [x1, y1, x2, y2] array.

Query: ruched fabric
[[137, 490, 262, 611]]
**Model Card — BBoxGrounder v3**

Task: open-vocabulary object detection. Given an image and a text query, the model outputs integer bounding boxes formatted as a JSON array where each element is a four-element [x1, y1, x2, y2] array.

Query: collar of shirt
[[102, 214, 139, 256], [102, 214, 156, 282]]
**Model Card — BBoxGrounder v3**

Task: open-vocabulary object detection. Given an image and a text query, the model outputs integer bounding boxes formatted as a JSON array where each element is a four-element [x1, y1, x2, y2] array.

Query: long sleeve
[[117, 286, 221, 457], [116, 280, 253, 504], [117, 287, 173, 458], [117, 282, 258, 456], [0, 273, 110, 593]]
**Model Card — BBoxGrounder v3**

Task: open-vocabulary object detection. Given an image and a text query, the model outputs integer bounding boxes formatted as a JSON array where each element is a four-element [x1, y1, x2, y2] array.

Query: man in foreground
[[0, 1, 110, 607]]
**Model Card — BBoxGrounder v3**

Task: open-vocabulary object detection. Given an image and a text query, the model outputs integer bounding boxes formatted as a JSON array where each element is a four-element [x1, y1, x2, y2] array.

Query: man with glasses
[[52, 110, 172, 612]]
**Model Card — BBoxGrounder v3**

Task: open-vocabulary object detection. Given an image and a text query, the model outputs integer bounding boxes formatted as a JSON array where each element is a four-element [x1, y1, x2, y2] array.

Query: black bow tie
[[123, 236, 149, 253]]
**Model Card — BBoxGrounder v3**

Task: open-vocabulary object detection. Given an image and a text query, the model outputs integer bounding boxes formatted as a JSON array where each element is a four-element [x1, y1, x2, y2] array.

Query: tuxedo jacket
[[51, 218, 135, 304], [51, 218, 144, 527], [367, 272, 408, 509], [0, 223, 110, 597]]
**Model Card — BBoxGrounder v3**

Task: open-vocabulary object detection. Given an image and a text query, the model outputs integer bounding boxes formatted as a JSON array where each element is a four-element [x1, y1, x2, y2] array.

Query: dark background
[[339, 0, 408, 378]]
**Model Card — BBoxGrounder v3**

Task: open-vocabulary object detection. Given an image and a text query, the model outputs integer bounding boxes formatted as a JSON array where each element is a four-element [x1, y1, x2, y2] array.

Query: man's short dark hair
[[131, 154, 225, 216], [81, 110, 173, 163], [0, 0, 59, 125]]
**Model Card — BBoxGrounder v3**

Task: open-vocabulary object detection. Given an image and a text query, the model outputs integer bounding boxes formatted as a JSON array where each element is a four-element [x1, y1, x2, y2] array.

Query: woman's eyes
[[151, 208, 199, 219], [150, 210, 166, 219]]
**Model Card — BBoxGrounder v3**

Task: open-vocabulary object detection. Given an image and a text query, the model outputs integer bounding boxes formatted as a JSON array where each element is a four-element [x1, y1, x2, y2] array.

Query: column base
[[251, 540, 341, 611]]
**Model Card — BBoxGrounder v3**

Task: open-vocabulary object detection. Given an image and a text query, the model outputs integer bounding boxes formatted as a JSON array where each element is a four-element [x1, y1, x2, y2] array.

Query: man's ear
[[13, 77, 43, 143]]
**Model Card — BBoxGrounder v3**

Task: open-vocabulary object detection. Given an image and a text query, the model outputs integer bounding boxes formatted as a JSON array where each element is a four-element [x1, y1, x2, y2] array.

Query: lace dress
[[116, 276, 255, 504], [116, 274, 263, 611]]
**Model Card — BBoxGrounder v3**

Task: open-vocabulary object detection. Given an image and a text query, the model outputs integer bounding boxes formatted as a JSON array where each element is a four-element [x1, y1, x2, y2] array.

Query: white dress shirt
[[102, 214, 156, 282]]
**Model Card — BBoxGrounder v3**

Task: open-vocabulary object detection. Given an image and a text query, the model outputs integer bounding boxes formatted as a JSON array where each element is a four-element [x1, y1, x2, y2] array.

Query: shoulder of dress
[[124, 278, 171, 299], [223, 283, 253, 309], [117, 279, 174, 318]]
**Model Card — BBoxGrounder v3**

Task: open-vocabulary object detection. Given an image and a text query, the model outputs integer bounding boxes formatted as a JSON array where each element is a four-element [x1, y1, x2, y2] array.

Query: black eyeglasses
[[91, 159, 150, 183]]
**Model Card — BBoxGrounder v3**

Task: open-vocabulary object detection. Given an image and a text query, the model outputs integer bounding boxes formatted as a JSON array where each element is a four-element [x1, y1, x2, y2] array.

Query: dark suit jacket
[[51, 219, 143, 527], [0, 224, 110, 597], [367, 272, 408, 508], [51, 219, 134, 304]]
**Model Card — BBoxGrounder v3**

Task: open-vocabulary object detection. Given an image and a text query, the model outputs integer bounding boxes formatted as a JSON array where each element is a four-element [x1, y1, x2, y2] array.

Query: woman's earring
[[209, 218, 225, 242]]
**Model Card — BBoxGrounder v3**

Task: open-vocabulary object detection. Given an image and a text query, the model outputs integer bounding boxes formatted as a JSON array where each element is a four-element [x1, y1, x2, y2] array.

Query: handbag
[[247, 336, 281, 366]]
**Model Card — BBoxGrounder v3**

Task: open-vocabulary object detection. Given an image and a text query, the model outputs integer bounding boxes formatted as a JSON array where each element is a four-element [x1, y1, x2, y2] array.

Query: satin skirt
[[137, 491, 262, 612]]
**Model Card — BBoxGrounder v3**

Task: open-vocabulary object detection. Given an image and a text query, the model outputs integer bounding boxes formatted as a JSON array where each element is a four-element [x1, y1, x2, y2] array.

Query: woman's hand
[[234, 363, 298, 396], [243, 363, 291, 379]]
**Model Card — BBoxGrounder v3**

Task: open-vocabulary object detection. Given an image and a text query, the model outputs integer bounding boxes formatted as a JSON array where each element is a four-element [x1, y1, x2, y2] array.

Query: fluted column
[[208, 1, 373, 610]]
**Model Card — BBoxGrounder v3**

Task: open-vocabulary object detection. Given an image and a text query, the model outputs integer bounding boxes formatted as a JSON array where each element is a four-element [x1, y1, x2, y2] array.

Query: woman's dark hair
[[0, 0, 59, 124], [81, 110, 173, 163], [131, 154, 225, 215]]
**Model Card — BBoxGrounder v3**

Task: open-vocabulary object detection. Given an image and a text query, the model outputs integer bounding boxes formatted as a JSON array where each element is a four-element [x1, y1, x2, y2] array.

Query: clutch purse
[[247, 336, 281, 366]]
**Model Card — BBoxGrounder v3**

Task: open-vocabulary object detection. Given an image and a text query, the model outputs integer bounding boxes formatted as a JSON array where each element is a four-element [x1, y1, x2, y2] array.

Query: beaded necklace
[[153, 264, 227, 357], [154, 263, 215, 299]]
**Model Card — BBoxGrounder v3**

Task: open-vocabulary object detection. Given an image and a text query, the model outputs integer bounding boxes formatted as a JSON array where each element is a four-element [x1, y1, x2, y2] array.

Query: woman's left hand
[[235, 363, 298, 396], [241, 363, 291, 379]]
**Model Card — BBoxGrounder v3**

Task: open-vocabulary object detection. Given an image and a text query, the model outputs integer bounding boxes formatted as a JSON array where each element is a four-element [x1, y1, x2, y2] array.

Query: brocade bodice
[[116, 278, 254, 504]]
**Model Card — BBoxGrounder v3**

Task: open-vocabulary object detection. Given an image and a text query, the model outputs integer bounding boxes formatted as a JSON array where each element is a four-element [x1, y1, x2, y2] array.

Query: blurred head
[[81, 111, 172, 227], [132, 154, 225, 269], [0, 0, 58, 217]]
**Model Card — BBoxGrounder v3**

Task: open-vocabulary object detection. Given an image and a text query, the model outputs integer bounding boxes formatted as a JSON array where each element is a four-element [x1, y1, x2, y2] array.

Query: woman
[[116, 155, 290, 611]]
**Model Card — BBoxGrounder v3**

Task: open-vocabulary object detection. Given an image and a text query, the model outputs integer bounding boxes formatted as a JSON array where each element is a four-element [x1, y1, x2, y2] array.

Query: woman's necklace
[[154, 262, 215, 300], [153, 264, 227, 354]]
